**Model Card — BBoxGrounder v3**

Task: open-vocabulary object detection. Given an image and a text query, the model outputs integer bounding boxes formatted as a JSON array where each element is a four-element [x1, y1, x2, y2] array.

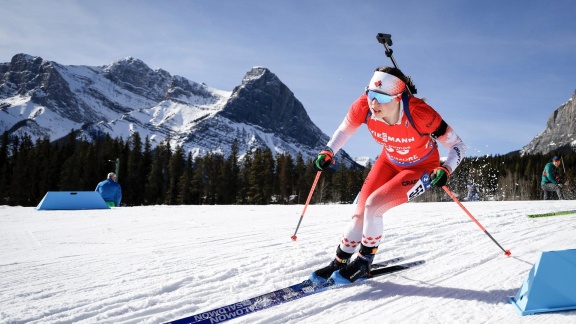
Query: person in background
[[541, 156, 564, 200], [96, 172, 122, 207], [466, 183, 479, 201], [309, 66, 466, 285]]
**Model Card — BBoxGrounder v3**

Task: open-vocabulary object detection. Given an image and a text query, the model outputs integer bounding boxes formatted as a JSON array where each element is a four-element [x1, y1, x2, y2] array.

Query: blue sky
[[1, 1, 575, 158]]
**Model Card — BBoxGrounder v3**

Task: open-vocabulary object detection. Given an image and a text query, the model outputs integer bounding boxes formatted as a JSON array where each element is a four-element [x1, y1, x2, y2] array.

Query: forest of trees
[[0, 131, 574, 207]]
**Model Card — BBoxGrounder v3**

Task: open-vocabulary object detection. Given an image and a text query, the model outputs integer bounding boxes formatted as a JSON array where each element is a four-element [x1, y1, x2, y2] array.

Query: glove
[[314, 147, 335, 171], [430, 166, 450, 187]]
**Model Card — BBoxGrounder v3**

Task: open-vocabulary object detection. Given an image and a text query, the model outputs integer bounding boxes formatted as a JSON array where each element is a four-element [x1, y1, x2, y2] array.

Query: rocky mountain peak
[[1, 54, 56, 96], [520, 90, 576, 155], [1, 54, 362, 167], [102, 56, 172, 101], [220, 67, 322, 148], [241, 66, 270, 83], [0, 53, 83, 122]]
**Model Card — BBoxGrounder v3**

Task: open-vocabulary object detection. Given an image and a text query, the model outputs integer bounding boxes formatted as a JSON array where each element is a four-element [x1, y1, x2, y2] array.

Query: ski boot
[[330, 244, 378, 285], [308, 246, 352, 285]]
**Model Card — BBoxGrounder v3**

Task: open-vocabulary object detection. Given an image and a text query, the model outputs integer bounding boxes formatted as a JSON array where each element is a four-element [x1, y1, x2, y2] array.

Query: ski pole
[[442, 186, 511, 256], [291, 171, 321, 241]]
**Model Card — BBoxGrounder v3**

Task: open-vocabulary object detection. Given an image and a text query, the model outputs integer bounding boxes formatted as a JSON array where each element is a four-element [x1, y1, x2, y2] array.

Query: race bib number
[[407, 172, 432, 201]]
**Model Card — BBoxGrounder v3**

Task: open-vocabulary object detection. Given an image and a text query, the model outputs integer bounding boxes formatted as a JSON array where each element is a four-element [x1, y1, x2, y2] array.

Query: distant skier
[[466, 183, 480, 201], [541, 156, 564, 200], [96, 172, 122, 207], [310, 67, 466, 284]]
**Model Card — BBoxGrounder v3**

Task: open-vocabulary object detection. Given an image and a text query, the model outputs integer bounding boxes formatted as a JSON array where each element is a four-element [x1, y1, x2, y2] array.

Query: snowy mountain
[[353, 156, 374, 167], [0, 54, 358, 166], [520, 90, 576, 156]]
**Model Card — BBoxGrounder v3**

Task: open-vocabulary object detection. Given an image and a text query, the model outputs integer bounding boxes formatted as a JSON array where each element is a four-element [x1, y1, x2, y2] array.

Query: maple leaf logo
[[374, 80, 382, 88]]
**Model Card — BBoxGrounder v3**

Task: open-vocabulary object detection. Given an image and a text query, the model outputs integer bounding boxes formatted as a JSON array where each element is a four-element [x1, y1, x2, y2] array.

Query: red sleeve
[[408, 97, 443, 135], [345, 94, 370, 127]]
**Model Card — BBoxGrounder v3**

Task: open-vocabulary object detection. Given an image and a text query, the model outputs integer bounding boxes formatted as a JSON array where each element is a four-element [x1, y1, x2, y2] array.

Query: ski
[[527, 209, 576, 218], [164, 258, 424, 324], [363, 259, 425, 279], [371, 256, 405, 269]]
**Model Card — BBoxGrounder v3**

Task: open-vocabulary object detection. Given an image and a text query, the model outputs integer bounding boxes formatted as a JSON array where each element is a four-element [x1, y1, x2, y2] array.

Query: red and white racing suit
[[326, 93, 466, 253]]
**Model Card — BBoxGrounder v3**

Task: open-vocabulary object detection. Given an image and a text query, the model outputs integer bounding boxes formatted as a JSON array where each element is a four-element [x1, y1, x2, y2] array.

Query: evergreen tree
[[247, 148, 274, 204], [237, 151, 253, 204], [9, 134, 34, 205], [190, 155, 205, 204], [34, 137, 57, 200], [165, 145, 185, 205], [261, 148, 275, 204], [293, 153, 307, 204], [276, 153, 294, 203], [77, 139, 99, 190], [0, 132, 12, 203], [59, 153, 81, 191], [145, 141, 171, 204], [3, 126, 575, 206], [124, 132, 143, 206], [137, 136, 153, 205], [221, 140, 240, 204], [203, 152, 224, 204], [177, 152, 194, 204]]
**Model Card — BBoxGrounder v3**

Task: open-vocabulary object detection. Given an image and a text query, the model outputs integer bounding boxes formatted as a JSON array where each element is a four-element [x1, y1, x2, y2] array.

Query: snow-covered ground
[[2, 200, 576, 324]]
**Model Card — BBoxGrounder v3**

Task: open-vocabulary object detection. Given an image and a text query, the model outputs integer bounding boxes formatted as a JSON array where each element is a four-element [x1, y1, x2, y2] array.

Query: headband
[[367, 71, 406, 95]]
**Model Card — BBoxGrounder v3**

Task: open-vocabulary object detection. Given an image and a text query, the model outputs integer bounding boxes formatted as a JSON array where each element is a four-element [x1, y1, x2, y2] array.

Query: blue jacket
[[95, 179, 122, 206]]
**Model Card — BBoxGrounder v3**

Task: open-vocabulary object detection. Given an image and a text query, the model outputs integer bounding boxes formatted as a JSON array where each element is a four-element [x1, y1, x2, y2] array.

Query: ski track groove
[[2, 202, 576, 323], [225, 201, 576, 323]]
